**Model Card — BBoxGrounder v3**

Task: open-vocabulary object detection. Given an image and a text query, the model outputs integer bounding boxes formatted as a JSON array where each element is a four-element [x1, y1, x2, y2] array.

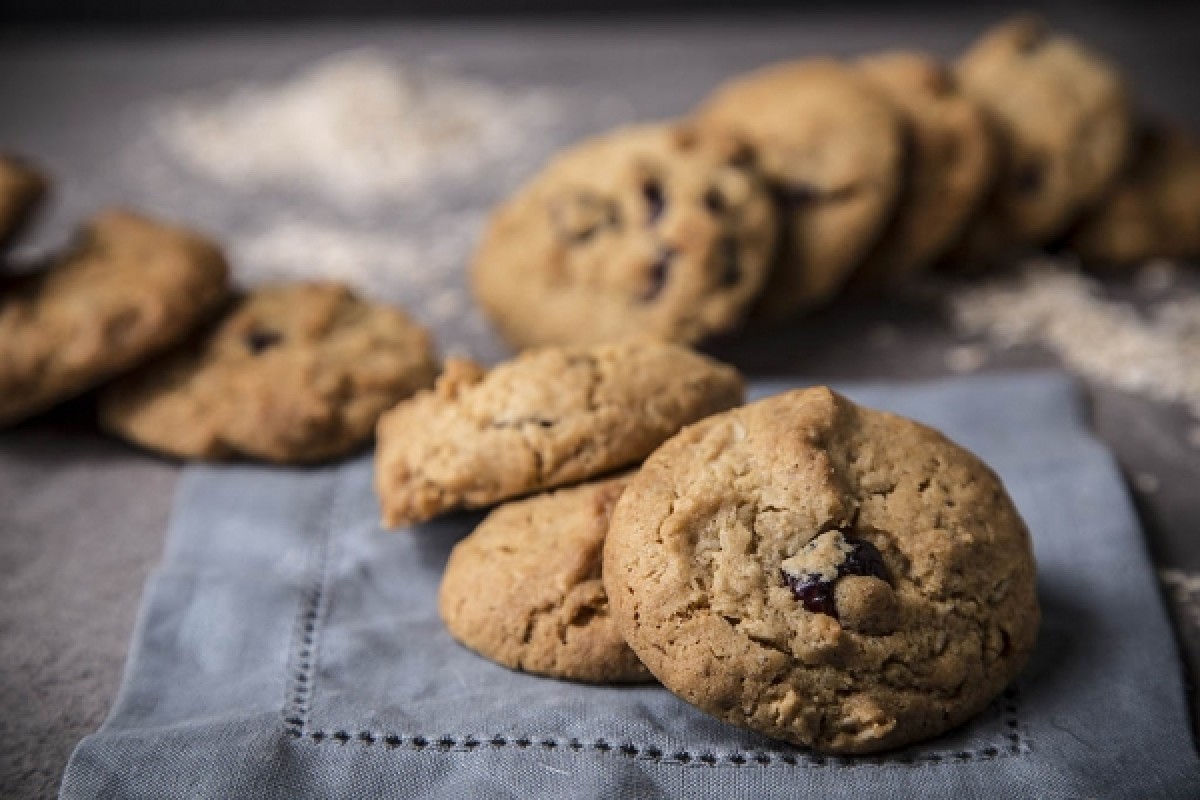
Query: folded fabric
[[61, 373, 1200, 798]]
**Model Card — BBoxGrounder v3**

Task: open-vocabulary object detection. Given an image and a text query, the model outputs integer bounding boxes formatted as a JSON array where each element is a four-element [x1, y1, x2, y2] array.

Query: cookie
[[439, 476, 651, 683], [1067, 123, 1200, 266], [695, 59, 906, 319], [950, 15, 1133, 265], [0, 154, 48, 249], [849, 52, 996, 289], [472, 123, 778, 347], [375, 337, 743, 527], [0, 209, 229, 427], [100, 283, 438, 464], [604, 387, 1039, 754]]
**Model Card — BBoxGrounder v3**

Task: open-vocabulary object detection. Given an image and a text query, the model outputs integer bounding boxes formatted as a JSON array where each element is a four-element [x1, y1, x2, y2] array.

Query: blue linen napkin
[[60, 373, 1200, 798]]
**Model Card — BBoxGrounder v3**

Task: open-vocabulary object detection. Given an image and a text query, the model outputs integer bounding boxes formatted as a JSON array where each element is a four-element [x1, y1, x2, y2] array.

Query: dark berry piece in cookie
[[643, 181, 665, 224], [245, 329, 283, 354], [704, 187, 726, 214], [642, 248, 675, 301], [780, 530, 890, 619]]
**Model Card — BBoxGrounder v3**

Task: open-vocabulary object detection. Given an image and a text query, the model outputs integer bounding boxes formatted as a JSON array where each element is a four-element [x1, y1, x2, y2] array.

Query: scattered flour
[[946, 259, 1200, 417], [153, 50, 563, 204]]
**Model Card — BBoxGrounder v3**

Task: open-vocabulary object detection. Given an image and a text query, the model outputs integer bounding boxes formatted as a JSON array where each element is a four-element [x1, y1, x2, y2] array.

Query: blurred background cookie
[[695, 59, 905, 319], [99, 282, 438, 463], [472, 123, 778, 348], [0, 209, 229, 427]]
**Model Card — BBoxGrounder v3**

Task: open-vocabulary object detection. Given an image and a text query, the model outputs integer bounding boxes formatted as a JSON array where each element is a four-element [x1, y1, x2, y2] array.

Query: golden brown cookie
[[99, 283, 438, 464], [375, 337, 743, 527], [1067, 123, 1200, 266], [439, 476, 652, 683], [0, 210, 229, 427], [604, 387, 1039, 754], [850, 52, 996, 289], [472, 123, 778, 348], [695, 59, 906, 319], [0, 154, 47, 249], [949, 15, 1133, 267]]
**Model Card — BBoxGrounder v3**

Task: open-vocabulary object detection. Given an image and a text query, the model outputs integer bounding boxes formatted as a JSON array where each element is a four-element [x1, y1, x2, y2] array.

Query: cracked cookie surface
[[472, 123, 778, 347], [100, 283, 437, 463], [850, 52, 996, 289], [695, 59, 905, 319], [604, 386, 1039, 754], [0, 154, 47, 249], [0, 209, 229, 427], [374, 338, 743, 527], [439, 476, 652, 683], [949, 15, 1132, 266]]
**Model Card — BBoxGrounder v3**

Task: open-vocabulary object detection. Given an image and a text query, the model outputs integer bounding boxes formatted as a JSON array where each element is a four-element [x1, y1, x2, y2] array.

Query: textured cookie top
[[956, 15, 1132, 249], [604, 387, 1039, 754], [439, 476, 651, 683], [1068, 124, 1200, 266], [0, 209, 229, 427], [100, 283, 437, 464], [695, 59, 905, 318], [0, 154, 47, 248], [472, 123, 778, 347], [851, 52, 996, 288], [375, 338, 744, 527]]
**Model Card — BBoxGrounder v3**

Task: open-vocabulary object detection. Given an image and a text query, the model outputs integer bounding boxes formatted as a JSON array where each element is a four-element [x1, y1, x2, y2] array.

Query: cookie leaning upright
[[0, 210, 229, 427], [472, 123, 778, 348], [695, 59, 905, 319], [849, 52, 996, 289], [0, 155, 48, 248], [375, 338, 743, 527], [1067, 123, 1200, 267], [604, 387, 1039, 754], [100, 283, 437, 464], [439, 475, 651, 684], [948, 15, 1133, 266]]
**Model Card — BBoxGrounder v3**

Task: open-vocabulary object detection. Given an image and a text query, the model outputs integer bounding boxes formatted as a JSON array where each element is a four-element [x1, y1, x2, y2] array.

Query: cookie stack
[[373, 337, 1040, 754], [471, 14, 1200, 348], [0, 173, 440, 462]]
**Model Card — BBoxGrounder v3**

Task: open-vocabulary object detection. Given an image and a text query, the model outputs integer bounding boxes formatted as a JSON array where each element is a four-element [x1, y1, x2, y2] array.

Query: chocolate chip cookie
[[950, 15, 1133, 265], [375, 337, 743, 527], [439, 475, 651, 683], [1067, 123, 1200, 266], [695, 59, 906, 319], [850, 52, 996, 289], [472, 123, 778, 348], [100, 283, 438, 464], [604, 387, 1039, 754], [0, 154, 48, 249], [0, 209, 229, 427]]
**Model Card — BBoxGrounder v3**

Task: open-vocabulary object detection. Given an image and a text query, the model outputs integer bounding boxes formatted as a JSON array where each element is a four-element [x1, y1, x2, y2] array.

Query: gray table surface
[[2, 10, 1199, 798]]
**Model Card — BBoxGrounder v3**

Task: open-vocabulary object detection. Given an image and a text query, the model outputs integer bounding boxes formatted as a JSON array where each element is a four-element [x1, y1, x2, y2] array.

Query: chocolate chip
[[245, 329, 283, 354], [642, 248, 675, 302], [719, 237, 740, 287], [775, 183, 822, 207], [703, 188, 726, 214], [643, 181, 665, 224], [1014, 162, 1043, 195], [781, 534, 890, 619]]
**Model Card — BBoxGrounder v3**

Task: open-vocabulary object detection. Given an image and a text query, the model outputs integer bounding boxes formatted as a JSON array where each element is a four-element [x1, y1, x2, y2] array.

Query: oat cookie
[[472, 124, 778, 347], [696, 59, 905, 318], [439, 476, 651, 683], [0, 210, 229, 427], [375, 337, 743, 527], [951, 15, 1133, 264], [0, 154, 47, 249], [100, 283, 437, 463], [1068, 124, 1200, 266], [604, 387, 1039, 754], [850, 52, 996, 288]]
